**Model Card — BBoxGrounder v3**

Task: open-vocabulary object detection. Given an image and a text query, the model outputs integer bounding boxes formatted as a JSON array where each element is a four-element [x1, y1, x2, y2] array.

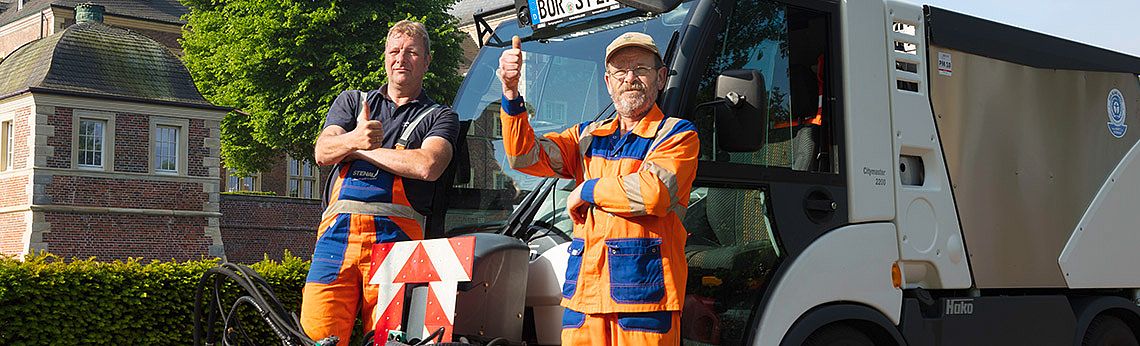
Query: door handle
[[803, 188, 837, 223], [805, 198, 837, 212]]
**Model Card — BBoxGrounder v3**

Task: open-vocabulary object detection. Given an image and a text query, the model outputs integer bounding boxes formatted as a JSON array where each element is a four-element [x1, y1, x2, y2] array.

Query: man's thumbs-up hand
[[498, 36, 523, 100], [349, 95, 384, 151]]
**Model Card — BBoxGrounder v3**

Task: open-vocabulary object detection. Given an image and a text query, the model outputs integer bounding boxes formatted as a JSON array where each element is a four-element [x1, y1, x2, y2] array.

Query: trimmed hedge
[[0, 252, 365, 345]]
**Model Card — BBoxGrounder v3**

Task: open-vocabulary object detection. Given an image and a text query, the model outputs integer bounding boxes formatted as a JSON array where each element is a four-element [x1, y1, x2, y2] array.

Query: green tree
[[180, 0, 464, 174]]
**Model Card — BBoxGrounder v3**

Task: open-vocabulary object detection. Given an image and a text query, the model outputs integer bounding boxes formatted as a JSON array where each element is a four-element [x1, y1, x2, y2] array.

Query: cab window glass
[[694, 2, 834, 173], [682, 185, 780, 345]]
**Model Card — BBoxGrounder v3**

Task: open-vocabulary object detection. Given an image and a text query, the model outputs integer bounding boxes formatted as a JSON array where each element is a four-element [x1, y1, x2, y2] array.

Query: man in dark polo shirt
[[300, 19, 459, 344]]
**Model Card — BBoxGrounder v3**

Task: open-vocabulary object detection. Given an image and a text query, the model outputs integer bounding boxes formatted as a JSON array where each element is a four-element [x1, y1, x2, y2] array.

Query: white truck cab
[[432, 0, 1140, 344]]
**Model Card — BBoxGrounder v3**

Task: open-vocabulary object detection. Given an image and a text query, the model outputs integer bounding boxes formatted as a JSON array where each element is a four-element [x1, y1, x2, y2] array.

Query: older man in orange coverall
[[497, 32, 699, 345]]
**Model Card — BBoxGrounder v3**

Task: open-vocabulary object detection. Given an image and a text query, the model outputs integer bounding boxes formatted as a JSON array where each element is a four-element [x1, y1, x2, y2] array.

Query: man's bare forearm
[[351, 148, 445, 181], [314, 128, 356, 166], [350, 137, 452, 181]]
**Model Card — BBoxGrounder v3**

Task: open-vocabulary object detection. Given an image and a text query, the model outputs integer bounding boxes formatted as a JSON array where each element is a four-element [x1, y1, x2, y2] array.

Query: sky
[[903, 0, 1140, 57]]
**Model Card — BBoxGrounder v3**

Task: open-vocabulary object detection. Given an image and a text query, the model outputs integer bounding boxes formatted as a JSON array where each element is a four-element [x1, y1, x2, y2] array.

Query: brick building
[[0, 4, 229, 260], [0, 0, 333, 262]]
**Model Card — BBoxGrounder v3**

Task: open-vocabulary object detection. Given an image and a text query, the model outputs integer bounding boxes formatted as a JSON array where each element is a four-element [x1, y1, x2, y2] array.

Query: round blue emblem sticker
[[1107, 88, 1127, 138]]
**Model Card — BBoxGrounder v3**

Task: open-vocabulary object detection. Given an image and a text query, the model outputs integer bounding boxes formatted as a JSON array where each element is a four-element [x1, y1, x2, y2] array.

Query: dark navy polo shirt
[[323, 84, 459, 214]]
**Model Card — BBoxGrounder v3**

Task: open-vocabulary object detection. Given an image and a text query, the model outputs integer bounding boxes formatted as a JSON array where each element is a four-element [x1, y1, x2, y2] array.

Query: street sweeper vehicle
[[197, 0, 1140, 344]]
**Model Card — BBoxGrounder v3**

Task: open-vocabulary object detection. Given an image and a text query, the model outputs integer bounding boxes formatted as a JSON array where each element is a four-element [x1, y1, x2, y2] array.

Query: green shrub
[[0, 251, 366, 345]]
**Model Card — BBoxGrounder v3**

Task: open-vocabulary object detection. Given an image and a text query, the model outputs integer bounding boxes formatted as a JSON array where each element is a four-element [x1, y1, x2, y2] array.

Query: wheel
[[1084, 315, 1139, 346], [802, 323, 876, 346]]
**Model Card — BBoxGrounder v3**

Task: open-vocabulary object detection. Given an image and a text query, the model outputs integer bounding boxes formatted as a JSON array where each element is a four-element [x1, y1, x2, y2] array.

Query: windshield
[[444, 3, 693, 234]]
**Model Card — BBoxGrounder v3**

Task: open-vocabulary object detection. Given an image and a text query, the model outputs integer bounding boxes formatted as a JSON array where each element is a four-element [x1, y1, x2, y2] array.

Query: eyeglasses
[[606, 66, 658, 79]]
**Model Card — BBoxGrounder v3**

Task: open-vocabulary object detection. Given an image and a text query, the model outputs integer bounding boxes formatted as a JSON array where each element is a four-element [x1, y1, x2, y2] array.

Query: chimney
[[75, 3, 104, 24]]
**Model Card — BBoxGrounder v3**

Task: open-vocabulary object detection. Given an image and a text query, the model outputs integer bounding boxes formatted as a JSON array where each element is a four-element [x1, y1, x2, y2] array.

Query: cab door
[[674, 0, 850, 344]]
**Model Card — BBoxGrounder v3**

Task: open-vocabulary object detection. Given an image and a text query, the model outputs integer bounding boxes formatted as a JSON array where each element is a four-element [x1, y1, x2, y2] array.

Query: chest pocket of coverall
[[337, 160, 397, 202], [606, 238, 665, 303]]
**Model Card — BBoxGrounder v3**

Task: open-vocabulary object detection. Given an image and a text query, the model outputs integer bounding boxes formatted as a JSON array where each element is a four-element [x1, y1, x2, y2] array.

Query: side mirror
[[702, 69, 767, 152], [616, 0, 682, 13]]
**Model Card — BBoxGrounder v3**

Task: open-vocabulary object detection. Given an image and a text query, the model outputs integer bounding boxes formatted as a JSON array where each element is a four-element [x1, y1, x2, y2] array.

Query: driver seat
[[684, 185, 776, 271]]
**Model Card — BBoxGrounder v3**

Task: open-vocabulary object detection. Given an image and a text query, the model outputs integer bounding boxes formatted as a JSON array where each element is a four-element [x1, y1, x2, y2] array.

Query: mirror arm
[[694, 91, 748, 113], [693, 98, 728, 112]]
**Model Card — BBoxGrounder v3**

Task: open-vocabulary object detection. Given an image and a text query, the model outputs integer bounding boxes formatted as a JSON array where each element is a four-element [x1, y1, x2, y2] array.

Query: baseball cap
[[604, 32, 661, 63]]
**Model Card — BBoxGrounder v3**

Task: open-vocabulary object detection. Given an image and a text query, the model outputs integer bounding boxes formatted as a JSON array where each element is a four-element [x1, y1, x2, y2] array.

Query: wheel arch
[[1071, 295, 1140, 346], [779, 302, 906, 346]]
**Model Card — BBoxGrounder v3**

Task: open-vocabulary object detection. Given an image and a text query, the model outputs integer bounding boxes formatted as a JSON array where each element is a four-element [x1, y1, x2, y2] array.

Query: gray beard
[[613, 92, 649, 115]]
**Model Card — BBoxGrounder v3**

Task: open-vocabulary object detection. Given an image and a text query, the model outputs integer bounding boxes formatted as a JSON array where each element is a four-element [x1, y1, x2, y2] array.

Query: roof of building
[[448, 0, 514, 25], [0, 20, 223, 109], [0, 0, 187, 28]]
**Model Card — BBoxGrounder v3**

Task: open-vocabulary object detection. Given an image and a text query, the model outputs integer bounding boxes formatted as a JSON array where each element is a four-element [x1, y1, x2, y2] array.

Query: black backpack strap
[[396, 104, 442, 149]]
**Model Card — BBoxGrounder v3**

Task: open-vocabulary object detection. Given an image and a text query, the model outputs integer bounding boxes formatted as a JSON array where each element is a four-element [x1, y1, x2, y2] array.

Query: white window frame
[[154, 125, 180, 173], [226, 169, 262, 192], [72, 110, 114, 172], [149, 117, 188, 175], [1, 119, 12, 172], [287, 156, 318, 199], [492, 171, 504, 189]]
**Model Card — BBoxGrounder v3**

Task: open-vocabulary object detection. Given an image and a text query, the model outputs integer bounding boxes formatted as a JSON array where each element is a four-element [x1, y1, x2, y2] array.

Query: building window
[[492, 171, 505, 189], [154, 125, 179, 173], [77, 118, 105, 168], [149, 117, 187, 175], [288, 157, 318, 199], [1, 120, 12, 171], [227, 169, 260, 192]]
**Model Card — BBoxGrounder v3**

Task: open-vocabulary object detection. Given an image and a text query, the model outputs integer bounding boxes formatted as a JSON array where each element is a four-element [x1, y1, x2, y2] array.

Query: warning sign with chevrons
[[369, 236, 475, 343]]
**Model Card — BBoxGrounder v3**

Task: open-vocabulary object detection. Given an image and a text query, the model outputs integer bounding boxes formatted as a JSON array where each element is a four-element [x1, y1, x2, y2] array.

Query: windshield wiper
[[501, 103, 615, 239]]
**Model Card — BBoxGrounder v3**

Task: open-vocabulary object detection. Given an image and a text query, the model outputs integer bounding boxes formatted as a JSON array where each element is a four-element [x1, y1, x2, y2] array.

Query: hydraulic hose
[[193, 262, 333, 346]]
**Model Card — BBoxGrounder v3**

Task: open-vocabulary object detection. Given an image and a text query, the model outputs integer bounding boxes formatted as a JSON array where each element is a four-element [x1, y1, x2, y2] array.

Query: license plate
[[519, 0, 624, 29]]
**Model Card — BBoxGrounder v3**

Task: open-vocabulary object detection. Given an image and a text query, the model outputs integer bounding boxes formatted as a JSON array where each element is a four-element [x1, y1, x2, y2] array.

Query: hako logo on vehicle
[[945, 298, 974, 315], [1107, 88, 1128, 138]]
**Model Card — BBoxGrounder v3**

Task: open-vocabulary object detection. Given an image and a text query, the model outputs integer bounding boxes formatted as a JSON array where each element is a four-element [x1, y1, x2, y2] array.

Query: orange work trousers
[[299, 213, 419, 345]]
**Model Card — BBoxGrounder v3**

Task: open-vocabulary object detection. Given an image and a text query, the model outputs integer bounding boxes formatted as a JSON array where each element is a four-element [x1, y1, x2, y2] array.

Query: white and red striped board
[[369, 236, 476, 344]]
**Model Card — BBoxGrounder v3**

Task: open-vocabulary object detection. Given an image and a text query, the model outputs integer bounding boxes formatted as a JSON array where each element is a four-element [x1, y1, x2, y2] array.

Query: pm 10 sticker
[[937, 52, 952, 76], [1107, 88, 1127, 138]]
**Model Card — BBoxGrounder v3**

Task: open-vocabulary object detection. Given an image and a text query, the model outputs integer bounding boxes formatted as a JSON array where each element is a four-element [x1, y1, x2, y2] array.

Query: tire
[[1084, 315, 1139, 346], [802, 323, 876, 346]]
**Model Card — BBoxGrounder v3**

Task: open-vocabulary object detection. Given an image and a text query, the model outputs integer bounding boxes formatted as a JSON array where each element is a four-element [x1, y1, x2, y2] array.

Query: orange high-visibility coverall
[[499, 95, 699, 345], [300, 93, 427, 345]]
